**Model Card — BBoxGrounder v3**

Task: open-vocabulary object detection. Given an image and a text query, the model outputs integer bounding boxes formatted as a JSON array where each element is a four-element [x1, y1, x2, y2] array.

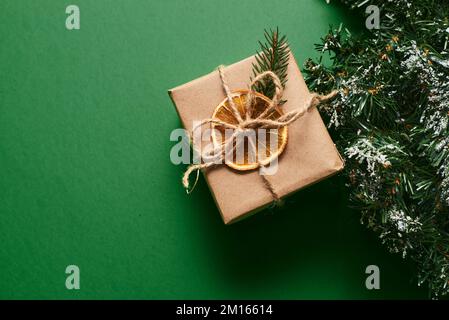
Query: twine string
[[182, 65, 338, 201]]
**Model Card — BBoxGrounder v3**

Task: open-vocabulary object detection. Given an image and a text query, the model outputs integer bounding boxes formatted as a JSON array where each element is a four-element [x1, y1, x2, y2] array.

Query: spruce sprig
[[305, 0, 449, 298], [251, 28, 290, 98]]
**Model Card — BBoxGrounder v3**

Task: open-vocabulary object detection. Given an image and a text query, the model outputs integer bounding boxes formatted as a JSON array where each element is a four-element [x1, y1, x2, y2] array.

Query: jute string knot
[[182, 65, 338, 204]]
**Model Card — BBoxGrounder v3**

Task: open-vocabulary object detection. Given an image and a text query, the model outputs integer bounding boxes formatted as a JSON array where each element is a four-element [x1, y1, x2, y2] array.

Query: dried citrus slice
[[211, 89, 288, 171]]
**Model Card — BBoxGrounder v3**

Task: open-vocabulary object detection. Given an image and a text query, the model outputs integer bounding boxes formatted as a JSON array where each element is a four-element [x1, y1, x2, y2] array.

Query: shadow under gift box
[[168, 50, 344, 225]]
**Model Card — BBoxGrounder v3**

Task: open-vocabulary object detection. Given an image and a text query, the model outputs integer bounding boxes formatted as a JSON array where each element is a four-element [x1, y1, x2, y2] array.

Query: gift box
[[168, 50, 344, 224]]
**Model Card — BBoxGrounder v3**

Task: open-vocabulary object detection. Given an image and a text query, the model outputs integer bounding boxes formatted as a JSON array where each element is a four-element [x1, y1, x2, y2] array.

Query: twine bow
[[182, 65, 338, 202]]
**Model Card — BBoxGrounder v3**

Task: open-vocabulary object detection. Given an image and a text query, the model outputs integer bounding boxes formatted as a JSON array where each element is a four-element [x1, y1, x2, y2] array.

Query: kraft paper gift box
[[168, 50, 344, 224]]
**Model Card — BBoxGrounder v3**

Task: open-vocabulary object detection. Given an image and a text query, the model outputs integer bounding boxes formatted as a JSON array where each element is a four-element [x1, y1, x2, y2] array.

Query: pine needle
[[251, 28, 290, 98]]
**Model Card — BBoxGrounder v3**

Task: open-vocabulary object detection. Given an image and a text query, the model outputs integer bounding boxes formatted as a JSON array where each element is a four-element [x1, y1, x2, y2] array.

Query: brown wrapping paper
[[169, 51, 344, 224]]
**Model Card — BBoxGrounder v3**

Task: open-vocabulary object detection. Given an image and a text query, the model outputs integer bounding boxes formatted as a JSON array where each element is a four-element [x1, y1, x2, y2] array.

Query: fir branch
[[252, 28, 290, 98], [307, 0, 449, 298]]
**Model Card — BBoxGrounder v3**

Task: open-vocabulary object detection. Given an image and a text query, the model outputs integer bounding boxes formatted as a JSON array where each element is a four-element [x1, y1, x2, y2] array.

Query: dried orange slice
[[211, 89, 288, 171]]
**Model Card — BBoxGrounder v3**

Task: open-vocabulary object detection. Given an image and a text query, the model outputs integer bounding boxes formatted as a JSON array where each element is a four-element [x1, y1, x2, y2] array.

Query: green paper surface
[[0, 0, 427, 299]]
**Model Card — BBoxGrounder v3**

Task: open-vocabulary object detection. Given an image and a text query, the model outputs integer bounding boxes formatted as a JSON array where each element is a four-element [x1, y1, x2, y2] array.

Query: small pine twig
[[251, 28, 290, 98]]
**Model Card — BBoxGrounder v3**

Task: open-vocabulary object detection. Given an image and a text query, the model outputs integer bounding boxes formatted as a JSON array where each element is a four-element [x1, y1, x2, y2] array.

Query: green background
[[0, 0, 428, 299]]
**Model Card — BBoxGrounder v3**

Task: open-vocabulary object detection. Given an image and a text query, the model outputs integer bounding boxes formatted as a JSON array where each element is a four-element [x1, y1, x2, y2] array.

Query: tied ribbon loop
[[182, 65, 338, 201]]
